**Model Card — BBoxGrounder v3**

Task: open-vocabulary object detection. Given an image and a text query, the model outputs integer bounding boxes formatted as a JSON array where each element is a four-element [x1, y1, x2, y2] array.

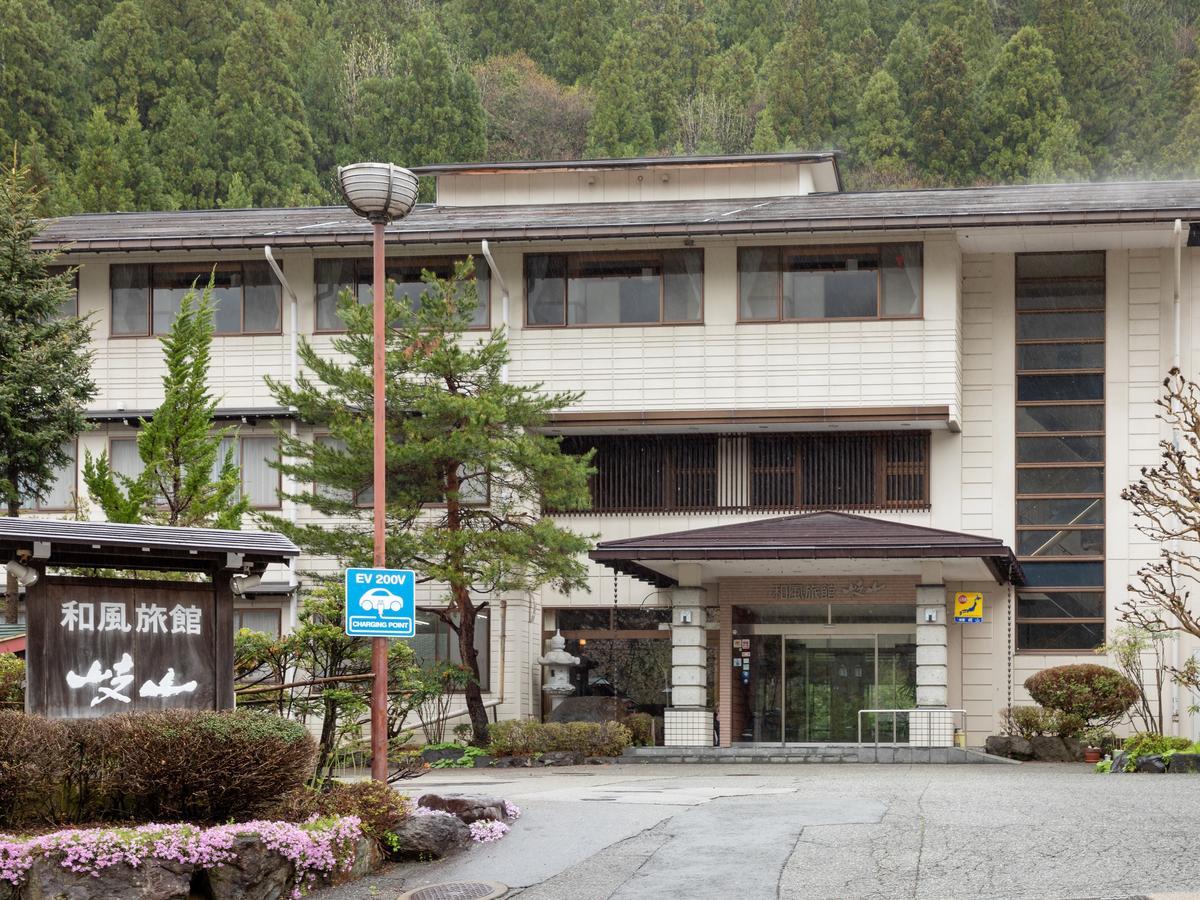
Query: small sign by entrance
[[345, 568, 416, 637], [954, 592, 984, 623]]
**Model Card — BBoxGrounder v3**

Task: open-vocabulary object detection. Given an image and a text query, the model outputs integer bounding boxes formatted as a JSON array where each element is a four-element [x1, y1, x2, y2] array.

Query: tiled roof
[[590, 511, 1022, 587], [34, 180, 1200, 253]]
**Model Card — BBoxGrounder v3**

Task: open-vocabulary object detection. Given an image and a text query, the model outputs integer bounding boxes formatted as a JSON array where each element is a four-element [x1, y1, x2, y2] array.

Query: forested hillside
[[5, 0, 1200, 214]]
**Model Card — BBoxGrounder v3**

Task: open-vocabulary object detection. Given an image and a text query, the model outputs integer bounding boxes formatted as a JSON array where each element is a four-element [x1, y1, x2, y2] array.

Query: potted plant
[[1081, 726, 1113, 763]]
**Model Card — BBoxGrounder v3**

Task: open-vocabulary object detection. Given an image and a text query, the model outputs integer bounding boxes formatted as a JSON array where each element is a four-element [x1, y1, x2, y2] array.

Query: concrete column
[[913, 582, 953, 748], [664, 565, 713, 746]]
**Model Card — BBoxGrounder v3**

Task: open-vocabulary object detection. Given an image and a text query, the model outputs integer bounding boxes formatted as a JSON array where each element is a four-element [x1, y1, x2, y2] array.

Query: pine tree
[[914, 29, 979, 183], [585, 30, 655, 157], [263, 263, 594, 742], [851, 70, 913, 177], [215, 3, 320, 206], [83, 282, 248, 530], [0, 164, 97, 622], [763, 6, 834, 146], [979, 27, 1087, 182]]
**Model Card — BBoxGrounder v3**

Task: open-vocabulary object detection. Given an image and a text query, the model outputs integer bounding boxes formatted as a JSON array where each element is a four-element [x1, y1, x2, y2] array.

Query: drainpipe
[[1173, 220, 1185, 735], [481, 240, 509, 383], [481, 240, 511, 712], [265, 246, 302, 626]]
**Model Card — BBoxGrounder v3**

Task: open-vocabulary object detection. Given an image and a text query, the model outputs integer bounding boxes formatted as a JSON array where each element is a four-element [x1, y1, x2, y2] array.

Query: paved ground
[[316, 762, 1200, 899]]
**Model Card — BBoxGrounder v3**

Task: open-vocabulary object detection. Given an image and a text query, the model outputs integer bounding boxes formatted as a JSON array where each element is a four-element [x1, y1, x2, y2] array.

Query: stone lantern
[[538, 630, 580, 713]]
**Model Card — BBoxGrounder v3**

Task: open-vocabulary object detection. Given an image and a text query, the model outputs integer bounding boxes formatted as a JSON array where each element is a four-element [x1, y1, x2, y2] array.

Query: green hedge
[[488, 720, 632, 758], [0, 709, 315, 828]]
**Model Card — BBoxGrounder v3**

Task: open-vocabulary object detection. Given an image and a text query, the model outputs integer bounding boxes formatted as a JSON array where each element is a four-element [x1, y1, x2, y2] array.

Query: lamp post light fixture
[[336, 162, 419, 782]]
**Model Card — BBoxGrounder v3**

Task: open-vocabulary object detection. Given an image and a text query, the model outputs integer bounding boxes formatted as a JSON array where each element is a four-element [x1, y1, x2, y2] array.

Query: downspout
[[1173, 220, 1185, 735], [480, 240, 510, 708], [265, 246, 302, 627]]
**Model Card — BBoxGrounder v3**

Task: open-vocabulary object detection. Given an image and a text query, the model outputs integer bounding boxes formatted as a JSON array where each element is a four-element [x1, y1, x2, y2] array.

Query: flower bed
[[0, 816, 362, 899]]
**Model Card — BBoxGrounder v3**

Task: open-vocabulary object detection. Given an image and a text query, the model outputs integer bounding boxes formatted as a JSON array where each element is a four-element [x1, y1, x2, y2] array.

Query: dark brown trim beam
[[547, 405, 951, 430]]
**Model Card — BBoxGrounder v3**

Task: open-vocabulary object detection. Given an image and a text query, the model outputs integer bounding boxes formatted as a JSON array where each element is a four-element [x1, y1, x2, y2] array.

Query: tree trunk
[[455, 584, 489, 745], [4, 501, 18, 624]]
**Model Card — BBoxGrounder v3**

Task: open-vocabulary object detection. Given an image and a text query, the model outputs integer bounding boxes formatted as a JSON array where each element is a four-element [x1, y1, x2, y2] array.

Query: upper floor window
[[314, 257, 489, 332], [110, 262, 281, 337], [110, 434, 280, 509], [551, 431, 929, 515], [46, 265, 79, 317], [524, 249, 703, 327], [738, 243, 922, 322], [19, 440, 76, 512]]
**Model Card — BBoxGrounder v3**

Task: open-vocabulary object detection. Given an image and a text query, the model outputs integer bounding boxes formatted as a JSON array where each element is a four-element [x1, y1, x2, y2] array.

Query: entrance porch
[[590, 511, 1023, 749]]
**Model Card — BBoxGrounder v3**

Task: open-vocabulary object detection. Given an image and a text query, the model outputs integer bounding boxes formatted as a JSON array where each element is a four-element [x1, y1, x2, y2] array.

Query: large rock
[[1110, 750, 1130, 772], [491, 756, 533, 768], [537, 751, 585, 767], [1135, 754, 1167, 774], [984, 735, 1033, 761], [418, 793, 505, 823], [1061, 738, 1084, 762], [25, 855, 192, 900], [1168, 753, 1200, 774], [547, 696, 629, 724], [204, 835, 296, 900], [387, 814, 471, 861], [1030, 736, 1074, 762]]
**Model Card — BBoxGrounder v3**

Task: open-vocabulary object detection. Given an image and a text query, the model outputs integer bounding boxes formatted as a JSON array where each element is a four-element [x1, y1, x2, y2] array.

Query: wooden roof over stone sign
[[590, 511, 1022, 588], [0, 519, 298, 573], [32, 180, 1200, 253]]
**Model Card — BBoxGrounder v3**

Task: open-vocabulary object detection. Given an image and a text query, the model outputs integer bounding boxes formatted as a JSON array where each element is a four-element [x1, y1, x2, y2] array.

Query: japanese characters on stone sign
[[28, 581, 219, 718]]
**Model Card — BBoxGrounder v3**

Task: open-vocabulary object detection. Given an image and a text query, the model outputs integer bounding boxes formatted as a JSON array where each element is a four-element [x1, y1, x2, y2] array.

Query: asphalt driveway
[[317, 762, 1200, 899]]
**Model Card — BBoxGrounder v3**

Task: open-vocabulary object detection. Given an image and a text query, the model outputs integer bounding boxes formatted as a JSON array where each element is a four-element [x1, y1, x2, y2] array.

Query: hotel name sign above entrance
[[720, 576, 920, 605]]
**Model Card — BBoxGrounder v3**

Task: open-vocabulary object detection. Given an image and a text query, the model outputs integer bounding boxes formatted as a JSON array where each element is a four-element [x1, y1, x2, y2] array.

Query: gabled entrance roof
[[590, 511, 1022, 588]]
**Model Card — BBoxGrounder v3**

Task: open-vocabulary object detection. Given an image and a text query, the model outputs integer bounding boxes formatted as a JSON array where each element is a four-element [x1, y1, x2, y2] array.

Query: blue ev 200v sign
[[344, 568, 416, 638]]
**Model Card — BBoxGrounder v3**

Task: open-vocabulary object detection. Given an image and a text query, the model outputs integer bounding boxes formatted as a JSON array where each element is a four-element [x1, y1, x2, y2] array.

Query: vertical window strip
[[1014, 251, 1106, 651]]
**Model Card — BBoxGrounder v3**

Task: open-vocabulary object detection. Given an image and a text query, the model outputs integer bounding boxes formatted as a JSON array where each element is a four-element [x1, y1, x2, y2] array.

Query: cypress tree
[[763, 5, 834, 147], [585, 30, 655, 157], [851, 70, 913, 177], [73, 108, 135, 213], [914, 29, 979, 183], [0, 164, 96, 622]]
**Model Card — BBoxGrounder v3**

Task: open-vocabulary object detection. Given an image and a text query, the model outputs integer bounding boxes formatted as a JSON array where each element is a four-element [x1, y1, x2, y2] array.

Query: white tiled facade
[[32, 155, 1200, 747]]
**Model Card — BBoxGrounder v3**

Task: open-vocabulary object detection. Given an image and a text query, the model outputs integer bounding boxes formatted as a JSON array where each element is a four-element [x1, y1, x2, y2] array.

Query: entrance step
[[621, 745, 1018, 764]]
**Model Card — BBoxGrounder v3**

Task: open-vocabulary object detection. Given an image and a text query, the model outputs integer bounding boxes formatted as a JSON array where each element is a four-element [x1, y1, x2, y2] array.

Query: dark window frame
[[736, 243, 924, 323], [109, 261, 282, 338], [46, 265, 80, 318], [1014, 251, 1106, 652], [313, 255, 491, 334], [233, 607, 283, 638], [523, 248, 705, 328]]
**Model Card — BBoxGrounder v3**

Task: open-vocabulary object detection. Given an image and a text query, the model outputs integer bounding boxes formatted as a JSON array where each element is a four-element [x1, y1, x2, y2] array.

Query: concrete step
[[621, 745, 1018, 764]]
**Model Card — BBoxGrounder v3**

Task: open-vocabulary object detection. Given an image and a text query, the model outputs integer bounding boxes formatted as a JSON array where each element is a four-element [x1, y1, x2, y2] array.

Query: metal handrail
[[857, 708, 967, 746]]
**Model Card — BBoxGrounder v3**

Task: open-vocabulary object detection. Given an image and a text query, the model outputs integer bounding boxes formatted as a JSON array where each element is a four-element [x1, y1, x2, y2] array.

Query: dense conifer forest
[[5, 0, 1200, 214]]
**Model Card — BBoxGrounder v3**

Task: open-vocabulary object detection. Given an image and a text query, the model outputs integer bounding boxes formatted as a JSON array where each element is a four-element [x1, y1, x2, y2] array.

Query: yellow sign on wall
[[954, 592, 984, 623]]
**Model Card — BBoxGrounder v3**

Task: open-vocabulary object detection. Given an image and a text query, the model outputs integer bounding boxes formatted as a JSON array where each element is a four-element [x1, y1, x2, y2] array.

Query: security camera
[[5, 560, 38, 588], [231, 573, 262, 596]]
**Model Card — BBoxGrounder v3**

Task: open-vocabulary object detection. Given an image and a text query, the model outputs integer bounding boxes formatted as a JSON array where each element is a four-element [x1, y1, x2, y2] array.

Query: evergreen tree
[[91, 0, 163, 127], [763, 6, 834, 146], [820, 0, 872, 55], [544, 0, 617, 85], [263, 263, 594, 742], [115, 107, 171, 210], [698, 43, 759, 114], [979, 27, 1086, 182], [0, 164, 96, 622], [154, 81, 223, 210], [851, 70, 913, 177], [829, 28, 884, 143], [215, 4, 321, 206], [884, 16, 929, 112], [83, 283, 248, 529], [73, 108, 135, 213], [344, 15, 487, 171], [751, 107, 782, 153], [585, 30, 655, 157], [914, 29, 978, 183], [956, 0, 999, 79], [220, 173, 255, 210]]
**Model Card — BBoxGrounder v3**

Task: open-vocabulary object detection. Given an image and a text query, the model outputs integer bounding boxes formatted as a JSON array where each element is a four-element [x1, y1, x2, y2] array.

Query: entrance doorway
[[739, 631, 916, 744]]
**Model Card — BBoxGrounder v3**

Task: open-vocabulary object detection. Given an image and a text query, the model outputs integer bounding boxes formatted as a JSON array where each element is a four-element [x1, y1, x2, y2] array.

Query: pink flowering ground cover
[[409, 801, 521, 843], [0, 815, 362, 898]]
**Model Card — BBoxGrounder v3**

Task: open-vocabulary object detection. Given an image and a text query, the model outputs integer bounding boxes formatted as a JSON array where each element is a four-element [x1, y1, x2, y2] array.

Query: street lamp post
[[337, 163, 419, 782]]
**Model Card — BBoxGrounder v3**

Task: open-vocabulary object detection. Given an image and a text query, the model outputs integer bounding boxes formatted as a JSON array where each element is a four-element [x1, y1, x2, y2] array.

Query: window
[[314, 257, 489, 331], [47, 266, 79, 317], [524, 249, 703, 326], [409, 608, 490, 690], [234, 608, 282, 638], [111, 434, 280, 509], [20, 441, 76, 511], [110, 262, 281, 336], [1014, 252, 1105, 651], [738, 243, 922, 321], [551, 431, 929, 514]]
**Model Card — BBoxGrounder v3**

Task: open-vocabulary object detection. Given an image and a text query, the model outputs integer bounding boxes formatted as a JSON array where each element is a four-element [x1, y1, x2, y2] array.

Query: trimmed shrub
[[0, 654, 23, 708], [0, 709, 315, 828], [626, 712, 655, 747], [273, 780, 410, 843], [1023, 664, 1139, 726], [998, 705, 1085, 739], [488, 720, 632, 758]]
